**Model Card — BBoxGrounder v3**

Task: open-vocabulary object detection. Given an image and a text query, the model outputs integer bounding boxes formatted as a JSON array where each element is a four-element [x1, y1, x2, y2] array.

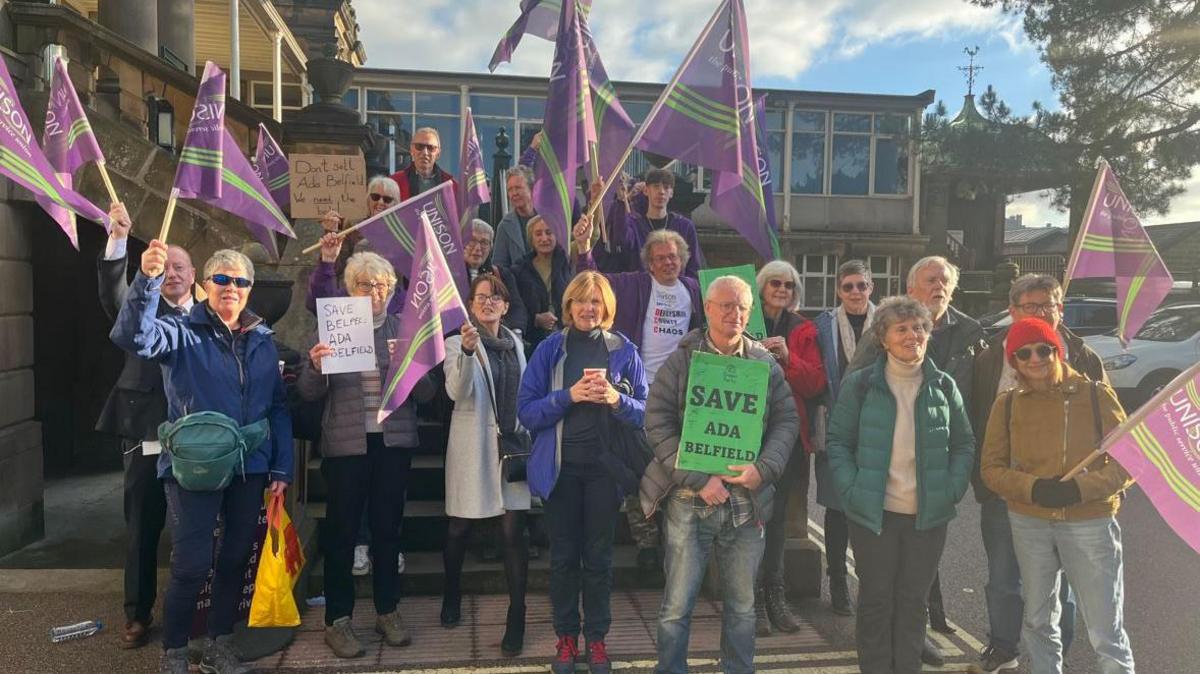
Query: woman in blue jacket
[[825, 296, 974, 674], [111, 241, 293, 674], [517, 270, 647, 674]]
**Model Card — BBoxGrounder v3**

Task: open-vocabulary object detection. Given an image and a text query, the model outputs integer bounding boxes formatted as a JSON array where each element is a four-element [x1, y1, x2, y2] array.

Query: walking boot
[[765, 582, 802, 633], [500, 604, 525, 656], [754, 584, 772, 637], [199, 634, 250, 674], [440, 590, 462, 628], [829, 574, 853, 616], [376, 611, 413, 647], [160, 647, 190, 674], [324, 616, 365, 658], [921, 635, 946, 667]]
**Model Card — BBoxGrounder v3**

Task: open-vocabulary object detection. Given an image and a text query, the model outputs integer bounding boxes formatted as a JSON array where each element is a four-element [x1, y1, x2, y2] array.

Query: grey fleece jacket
[[639, 329, 800, 520]]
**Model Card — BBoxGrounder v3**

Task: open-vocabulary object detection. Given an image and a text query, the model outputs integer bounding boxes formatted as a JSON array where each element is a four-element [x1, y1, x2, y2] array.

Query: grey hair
[[906, 255, 959, 291], [873, 296, 933, 347], [467, 218, 494, 239], [1009, 273, 1063, 306], [203, 249, 255, 283], [367, 175, 401, 200], [639, 230, 689, 270], [525, 214, 550, 247], [755, 260, 803, 312], [705, 275, 752, 303], [506, 165, 534, 189], [343, 251, 397, 289], [837, 259, 872, 284], [413, 126, 441, 143]]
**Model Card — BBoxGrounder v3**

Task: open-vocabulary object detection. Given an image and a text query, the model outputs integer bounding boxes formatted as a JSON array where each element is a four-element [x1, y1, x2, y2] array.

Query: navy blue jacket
[[110, 272, 295, 483]]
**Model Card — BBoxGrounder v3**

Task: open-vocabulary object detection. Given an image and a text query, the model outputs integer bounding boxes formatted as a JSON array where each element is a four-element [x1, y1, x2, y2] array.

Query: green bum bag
[[158, 412, 270, 491]]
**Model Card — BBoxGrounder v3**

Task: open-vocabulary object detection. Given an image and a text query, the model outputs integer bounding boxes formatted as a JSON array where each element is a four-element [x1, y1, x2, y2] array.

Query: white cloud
[[1007, 189, 1067, 229], [1146, 170, 1200, 225]]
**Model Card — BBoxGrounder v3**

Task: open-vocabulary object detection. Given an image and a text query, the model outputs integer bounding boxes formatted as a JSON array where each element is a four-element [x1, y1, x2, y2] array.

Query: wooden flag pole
[[1060, 449, 1104, 482], [587, 142, 608, 246], [95, 160, 121, 206], [157, 188, 180, 242], [300, 218, 367, 255]]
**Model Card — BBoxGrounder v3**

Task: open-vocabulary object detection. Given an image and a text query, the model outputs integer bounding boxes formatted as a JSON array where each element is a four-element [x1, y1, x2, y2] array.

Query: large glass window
[[365, 89, 462, 175], [869, 256, 903, 296], [791, 110, 825, 194], [798, 254, 839, 310], [762, 108, 785, 195], [831, 113, 871, 195], [873, 114, 910, 195], [470, 94, 514, 118]]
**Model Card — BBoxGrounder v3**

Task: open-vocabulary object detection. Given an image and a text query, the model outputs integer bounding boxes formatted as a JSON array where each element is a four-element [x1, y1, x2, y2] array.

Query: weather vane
[[958, 46, 983, 96]]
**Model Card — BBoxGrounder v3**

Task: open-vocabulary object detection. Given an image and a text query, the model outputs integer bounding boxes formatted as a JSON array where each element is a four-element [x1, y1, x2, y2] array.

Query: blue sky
[[354, 0, 1198, 227]]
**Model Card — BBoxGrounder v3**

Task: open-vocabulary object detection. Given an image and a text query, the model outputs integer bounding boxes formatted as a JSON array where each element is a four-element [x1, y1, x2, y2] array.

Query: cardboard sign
[[289, 152, 368, 220], [676, 351, 771, 475], [316, 296, 376, 374], [698, 264, 768, 341]]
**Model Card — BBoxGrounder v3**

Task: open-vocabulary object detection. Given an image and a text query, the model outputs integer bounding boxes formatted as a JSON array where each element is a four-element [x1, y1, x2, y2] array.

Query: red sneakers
[[552, 635, 579, 674], [587, 640, 611, 674]]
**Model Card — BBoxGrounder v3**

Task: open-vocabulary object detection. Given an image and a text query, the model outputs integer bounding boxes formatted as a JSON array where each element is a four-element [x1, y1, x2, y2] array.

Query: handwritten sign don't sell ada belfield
[[676, 351, 771, 475]]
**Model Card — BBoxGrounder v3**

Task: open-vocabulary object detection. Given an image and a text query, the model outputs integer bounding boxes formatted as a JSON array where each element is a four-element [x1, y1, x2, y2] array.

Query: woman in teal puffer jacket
[[826, 296, 975, 674]]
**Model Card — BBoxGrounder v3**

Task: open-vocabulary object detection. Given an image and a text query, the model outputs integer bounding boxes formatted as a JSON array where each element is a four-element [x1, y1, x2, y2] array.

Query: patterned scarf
[[835, 302, 875, 363]]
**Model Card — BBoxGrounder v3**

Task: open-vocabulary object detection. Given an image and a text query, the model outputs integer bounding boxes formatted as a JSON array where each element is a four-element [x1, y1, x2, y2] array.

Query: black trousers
[[824, 508, 850, 579], [848, 512, 948, 674], [760, 448, 810, 587], [122, 440, 167, 623], [544, 470, 621, 642], [321, 436, 412, 624]]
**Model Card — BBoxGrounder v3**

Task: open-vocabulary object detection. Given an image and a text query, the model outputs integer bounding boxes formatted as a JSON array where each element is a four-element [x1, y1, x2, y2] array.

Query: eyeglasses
[[369, 193, 395, 205], [207, 274, 252, 288], [841, 281, 871, 293], [710, 301, 751, 315], [473, 294, 506, 305], [412, 142, 439, 154], [1016, 302, 1058, 316], [465, 237, 492, 250], [1014, 344, 1056, 361], [767, 279, 795, 290], [650, 253, 680, 264], [355, 281, 393, 293]]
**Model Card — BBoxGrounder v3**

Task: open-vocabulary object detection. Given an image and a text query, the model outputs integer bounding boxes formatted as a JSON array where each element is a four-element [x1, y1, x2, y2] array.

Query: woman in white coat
[[442, 272, 531, 655]]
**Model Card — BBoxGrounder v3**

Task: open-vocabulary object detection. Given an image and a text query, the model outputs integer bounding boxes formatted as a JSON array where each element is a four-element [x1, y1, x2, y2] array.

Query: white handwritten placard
[[316, 296, 375, 375], [289, 152, 368, 220]]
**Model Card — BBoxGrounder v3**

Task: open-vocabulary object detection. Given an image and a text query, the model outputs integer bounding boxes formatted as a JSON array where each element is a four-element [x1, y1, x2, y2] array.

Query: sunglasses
[[208, 273, 252, 289], [841, 281, 871, 292], [412, 142, 439, 153], [767, 279, 795, 290], [1014, 344, 1056, 361], [369, 193, 396, 204]]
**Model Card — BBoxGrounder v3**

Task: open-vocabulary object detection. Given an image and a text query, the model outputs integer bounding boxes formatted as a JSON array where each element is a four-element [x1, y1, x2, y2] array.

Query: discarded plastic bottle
[[49, 620, 103, 643]]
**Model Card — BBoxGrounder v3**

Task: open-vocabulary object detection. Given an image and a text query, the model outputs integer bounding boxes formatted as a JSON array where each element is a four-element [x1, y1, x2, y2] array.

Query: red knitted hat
[[1006, 317, 1064, 362]]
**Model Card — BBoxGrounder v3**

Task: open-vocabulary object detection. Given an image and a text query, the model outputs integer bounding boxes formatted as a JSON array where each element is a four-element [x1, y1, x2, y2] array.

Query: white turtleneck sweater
[[884, 353, 923, 515]]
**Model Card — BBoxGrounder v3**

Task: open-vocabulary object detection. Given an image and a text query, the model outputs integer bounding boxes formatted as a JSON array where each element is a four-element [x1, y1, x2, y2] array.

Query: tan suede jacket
[[981, 366, 1134, 521]]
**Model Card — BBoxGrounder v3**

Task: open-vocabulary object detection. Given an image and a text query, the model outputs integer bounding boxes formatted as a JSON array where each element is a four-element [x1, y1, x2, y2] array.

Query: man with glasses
[[392, 127, 457, 202], [967, 273, 1106, 674], [573, 219, 704, 574], [464, 218, 527, 335], [641, 275, 799, 674]]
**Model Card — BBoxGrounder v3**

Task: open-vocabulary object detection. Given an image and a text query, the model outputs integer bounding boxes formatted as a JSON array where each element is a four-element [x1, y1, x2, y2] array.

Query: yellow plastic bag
[[248, 492, 306, 627]]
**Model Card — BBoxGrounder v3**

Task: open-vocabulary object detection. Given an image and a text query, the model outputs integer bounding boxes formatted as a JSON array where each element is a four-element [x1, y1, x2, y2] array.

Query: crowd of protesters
[[98, 128, 1135, 674]]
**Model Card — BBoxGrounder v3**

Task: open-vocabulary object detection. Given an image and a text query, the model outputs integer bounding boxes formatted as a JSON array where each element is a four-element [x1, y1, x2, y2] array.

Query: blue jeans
[[655, 493, 765, 674], [981, 498, 1077, 655], [1009, 512, 1134, 674]]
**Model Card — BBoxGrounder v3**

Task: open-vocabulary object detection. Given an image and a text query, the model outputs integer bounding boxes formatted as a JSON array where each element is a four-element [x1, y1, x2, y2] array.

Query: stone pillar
[[98, 0, 158, 55], [157, 0, 195, 69], [0, 202, 44, 555]]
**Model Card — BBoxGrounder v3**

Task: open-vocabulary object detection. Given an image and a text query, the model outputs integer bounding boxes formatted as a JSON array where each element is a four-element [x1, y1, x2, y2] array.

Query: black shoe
[[921, 635, 945, 667], [500, 605, 525, 656], [765, 583, 802, 633], [753, 585, 772, 637], [928, 595, 955, 633], [829, 575, 853, 616], [978, 645, 1019, 673], [440, 592, 461, 628]]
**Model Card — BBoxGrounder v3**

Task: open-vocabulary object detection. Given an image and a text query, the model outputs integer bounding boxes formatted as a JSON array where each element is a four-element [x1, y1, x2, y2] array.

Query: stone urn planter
[[306, 57, 356, 104]]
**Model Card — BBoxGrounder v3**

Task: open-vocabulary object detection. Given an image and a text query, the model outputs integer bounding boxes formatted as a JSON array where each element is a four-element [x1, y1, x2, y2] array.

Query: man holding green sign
[[638, 276, 800, 674]]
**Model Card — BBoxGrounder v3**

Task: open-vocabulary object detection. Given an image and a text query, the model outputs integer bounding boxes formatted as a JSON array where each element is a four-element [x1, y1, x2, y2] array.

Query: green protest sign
[[699, 264, 767, 340], [676, 351, 771, 475]]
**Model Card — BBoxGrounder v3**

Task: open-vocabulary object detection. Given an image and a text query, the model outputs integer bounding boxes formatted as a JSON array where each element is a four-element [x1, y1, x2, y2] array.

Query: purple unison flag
[[254, 124, 289, 211], [174, 61, 226, 200], [1103, 362, 1200, 555], [704, 4, 777, 261], [355, 180, 470, 298], [752, 95, 779, 239], [458, 107, 491, 215], [532, 0, 594, 250], [192, 129, 295, 261], [0, 52, 108, 242], [37, 57, 107, 248], [488, 0, 593, 72], [378, 210, 469, 424], [580, 18, 634, 187], [1065, 161, 1173, 346], [636, 0, 743, 173]]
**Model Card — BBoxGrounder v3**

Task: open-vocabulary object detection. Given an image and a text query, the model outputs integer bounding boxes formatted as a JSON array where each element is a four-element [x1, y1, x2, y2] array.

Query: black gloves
[[1031, 477, 1083, 508]]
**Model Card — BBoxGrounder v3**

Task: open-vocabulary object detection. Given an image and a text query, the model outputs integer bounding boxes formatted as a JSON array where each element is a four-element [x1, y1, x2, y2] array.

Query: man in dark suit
[[96, 203, 195, 649]]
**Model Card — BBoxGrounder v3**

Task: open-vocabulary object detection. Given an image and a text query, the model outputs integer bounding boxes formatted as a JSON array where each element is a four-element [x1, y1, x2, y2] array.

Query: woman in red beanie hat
[[981, 318, 1135, 674]]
